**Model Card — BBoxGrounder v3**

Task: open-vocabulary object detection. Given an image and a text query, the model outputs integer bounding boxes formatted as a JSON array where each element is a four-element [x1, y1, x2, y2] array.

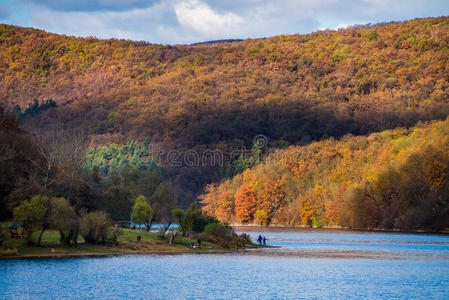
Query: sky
[[0, 0, 448, 44]]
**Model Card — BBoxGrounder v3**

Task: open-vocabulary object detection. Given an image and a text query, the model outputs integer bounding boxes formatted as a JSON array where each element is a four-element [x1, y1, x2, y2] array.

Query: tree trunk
[[37, 226, 47, 246], [162, 221, 172, 234], [73, 230, 78, 246], [59, 230, 66, 245], [146, 219, 154, 232], [66, 179, 73, 203]]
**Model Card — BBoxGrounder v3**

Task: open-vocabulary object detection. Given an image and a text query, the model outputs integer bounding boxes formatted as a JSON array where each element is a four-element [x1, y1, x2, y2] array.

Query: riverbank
[[0, 227, 247, 260], [1, 245, 232, 260], [232, 224, 449, 235]]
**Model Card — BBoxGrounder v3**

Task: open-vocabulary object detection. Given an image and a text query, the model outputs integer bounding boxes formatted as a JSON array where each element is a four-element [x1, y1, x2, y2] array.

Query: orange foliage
[[202, 118, 449, 231], [234, 183, 257, 223], [216, 189, 235, 223]]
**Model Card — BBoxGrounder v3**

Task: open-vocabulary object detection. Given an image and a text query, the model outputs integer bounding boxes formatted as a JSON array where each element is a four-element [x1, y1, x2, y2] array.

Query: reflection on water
[[1, 228, 449, 299]]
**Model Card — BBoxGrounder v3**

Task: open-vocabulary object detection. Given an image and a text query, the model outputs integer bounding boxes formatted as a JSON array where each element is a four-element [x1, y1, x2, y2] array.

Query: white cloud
[[2, 0, 448, 44], [174, 0, 243, 35], [335, 24, 349, 30], [30, 2, 175, 42], [319, 23, 349, 31]]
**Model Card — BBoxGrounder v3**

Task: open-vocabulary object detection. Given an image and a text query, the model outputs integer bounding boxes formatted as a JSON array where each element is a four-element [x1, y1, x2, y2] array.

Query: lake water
[[1, 227, 449, 299]]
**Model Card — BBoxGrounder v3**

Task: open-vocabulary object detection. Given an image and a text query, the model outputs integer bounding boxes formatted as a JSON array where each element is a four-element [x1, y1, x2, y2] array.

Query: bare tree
[[27, 124, 64, 189], [28, 123, 88, 201], [60, 128, 88, 202]]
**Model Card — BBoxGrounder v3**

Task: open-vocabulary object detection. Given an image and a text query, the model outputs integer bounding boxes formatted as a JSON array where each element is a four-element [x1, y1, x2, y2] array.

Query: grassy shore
[[0, 224, 234, 260]]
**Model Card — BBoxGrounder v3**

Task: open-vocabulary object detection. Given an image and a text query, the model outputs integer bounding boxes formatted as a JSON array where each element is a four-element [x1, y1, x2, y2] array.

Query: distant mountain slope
[[1, 17, 448, 146]]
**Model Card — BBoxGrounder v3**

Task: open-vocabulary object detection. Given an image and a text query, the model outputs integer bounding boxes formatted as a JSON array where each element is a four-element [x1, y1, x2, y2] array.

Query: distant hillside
[[1, 17, 449, 205], [201, 118, 449, 231]]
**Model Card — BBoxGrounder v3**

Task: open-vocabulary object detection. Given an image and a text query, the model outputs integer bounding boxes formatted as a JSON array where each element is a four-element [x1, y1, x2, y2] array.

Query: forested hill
[[1, 17, 449, 208], [2, 17, 449, 146], [201, 118, 449, 231]]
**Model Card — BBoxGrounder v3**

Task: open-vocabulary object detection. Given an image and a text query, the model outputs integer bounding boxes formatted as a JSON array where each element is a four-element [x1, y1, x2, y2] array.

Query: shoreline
[[0, 225, 262, 261], [3, 226, 448, 260], [232, 224, 449, 235], [0, 247, 234, 261]]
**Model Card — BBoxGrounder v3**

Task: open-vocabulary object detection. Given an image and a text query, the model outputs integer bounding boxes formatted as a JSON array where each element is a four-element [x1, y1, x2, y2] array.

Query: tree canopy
[[201, 118, 449, 231], [132, 195, 154, 231]]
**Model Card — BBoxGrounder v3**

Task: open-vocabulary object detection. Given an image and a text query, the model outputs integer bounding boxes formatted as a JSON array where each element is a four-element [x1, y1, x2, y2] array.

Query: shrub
[[80, 211, 111, 243], [0, 248, 18, 256], [199, 223, 252, 248], [234, 233, 253, 248], [191, 215, 219, 234], [48, 198, 79, 246]]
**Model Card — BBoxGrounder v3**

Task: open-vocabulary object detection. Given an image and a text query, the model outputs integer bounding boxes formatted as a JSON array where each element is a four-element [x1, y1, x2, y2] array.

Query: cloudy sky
[[1, 0, 448, 44]]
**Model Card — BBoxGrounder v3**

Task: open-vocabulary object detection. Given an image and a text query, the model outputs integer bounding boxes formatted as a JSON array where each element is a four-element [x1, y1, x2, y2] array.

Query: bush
[[80, 211, 111, 243], [199, 223, 252, 248], [48, 198, 79, 246], [238, 233, 252, 245], [0, 248, 18, 256], [191, 215, 219, 234]]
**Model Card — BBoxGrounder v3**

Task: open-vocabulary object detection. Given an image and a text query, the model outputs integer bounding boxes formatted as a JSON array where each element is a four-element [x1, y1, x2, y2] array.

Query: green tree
[[172, 202, 202, 236], [172, 209, 187, 235], [80, 210, 111, 243], [13, 195, 47, 243], [48, 197, 79, 246], [102, 168, 137, 221], [132, 195, 154, 231], [36, 195, 51, 246], [151, 181, 175, 234]]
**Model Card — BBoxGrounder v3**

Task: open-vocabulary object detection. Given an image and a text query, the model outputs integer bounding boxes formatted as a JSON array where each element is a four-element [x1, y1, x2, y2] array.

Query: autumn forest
[[1, 17, 449, 231]]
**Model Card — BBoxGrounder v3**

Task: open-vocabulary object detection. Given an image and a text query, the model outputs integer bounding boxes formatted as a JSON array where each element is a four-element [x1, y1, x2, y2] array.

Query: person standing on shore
[[263, 236, 266, 246], [258, 235, 263, 245]]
